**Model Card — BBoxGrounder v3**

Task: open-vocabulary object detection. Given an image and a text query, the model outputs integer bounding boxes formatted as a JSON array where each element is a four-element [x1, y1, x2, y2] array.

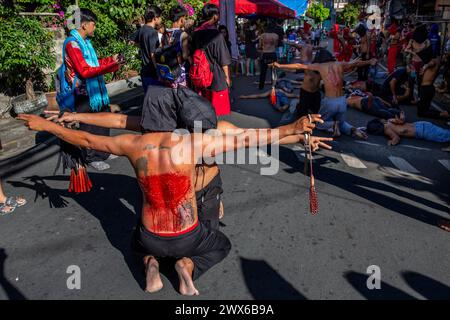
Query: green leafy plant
[[306, 2, 330, 25], [338, 3, 360, 28], [0, 12, 55, 99]]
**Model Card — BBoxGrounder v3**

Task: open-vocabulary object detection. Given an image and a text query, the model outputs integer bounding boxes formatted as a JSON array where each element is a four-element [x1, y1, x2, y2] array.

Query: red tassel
[[68, 165, 92, 193], [270, 87, 277, 106]]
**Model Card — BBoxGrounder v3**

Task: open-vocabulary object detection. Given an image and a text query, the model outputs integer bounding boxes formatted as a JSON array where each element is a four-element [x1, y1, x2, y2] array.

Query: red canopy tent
[[209, 0, 296, 19]]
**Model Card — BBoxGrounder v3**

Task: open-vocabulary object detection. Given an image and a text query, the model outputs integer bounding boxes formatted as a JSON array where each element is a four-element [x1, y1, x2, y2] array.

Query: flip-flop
[[0, 203, 15, 216], [4, 196, 27, 208], [438, 219, 450, 232]]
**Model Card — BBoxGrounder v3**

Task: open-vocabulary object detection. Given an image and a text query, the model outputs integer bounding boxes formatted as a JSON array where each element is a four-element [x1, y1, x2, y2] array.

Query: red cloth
[[65, 41, 118, 80], [329, 24, 340, 54], [204, 88, 231, 116], [303, 21, 311, 35], [387, 46, 398, 74], [208, 0, 295, 19], [64, 40, 119, 93]]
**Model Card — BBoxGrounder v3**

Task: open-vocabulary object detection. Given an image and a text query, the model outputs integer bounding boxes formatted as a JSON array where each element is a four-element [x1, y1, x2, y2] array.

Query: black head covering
[[366, 119, 385, 136], [313, 49, 336, 64], [141, 86, 217, 133], [412, 24, 428, 44], [417, 44, 434, 64]]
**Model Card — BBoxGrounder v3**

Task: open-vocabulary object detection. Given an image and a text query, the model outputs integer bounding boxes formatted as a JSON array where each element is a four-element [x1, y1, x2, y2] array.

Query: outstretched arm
[[271, 61, 320, 71], [216, 120, 332, 151], [344, 58, 377, 71], [18, 114, 138, 156], [196, 115, 324, 158], [46, 111, 142, 132]]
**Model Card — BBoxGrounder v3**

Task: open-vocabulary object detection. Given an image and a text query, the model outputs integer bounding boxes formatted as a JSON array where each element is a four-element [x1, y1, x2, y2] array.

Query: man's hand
[[310, 136, 333, 151], [270, 62, 281, 69], [392, 95, 398, 105], [369, 58, 377, 66], [17, 114, 51, 132], [292, 114, 323, 134]]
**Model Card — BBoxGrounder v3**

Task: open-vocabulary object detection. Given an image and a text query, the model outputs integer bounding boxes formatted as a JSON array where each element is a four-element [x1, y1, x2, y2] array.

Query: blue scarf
[[70, 29, 109, 111]]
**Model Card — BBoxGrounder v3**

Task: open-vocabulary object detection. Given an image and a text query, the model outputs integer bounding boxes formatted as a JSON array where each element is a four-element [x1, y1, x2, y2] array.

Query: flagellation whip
[[303, 115, 318, 214]]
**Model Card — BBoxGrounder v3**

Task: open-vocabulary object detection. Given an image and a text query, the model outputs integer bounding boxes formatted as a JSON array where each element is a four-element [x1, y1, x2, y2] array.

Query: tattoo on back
[[136, 157, 148, 175], [178, 201, 195, 229]]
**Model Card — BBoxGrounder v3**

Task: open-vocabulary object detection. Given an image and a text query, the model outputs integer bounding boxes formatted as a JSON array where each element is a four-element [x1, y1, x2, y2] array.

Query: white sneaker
[[89, 161, 110, 171]]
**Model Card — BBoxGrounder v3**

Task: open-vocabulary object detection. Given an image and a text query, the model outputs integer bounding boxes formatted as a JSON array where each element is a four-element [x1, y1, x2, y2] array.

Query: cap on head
[[313, 49, 336, 63]]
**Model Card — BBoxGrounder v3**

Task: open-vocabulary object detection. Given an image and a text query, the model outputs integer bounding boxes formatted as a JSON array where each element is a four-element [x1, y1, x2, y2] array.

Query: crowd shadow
[[345, 271, 416, 300], [240, 257, 307, 300], [0, 248, 27, 300], [402, 271, 450, 300], [278, 146, 449, 230], [345, 271, 450, 300], [8, 173, 149, 291]]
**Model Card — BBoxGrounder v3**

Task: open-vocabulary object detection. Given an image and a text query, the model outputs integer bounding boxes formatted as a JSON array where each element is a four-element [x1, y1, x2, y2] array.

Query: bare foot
[[438, 219, 450, 232], [352, 128, 368, 140], [333, 121, 341, 137], [175, 258, 199, 296], [219, 201, 224, 220], [143, 256, 163, 293], [442, 146, 450, 152]]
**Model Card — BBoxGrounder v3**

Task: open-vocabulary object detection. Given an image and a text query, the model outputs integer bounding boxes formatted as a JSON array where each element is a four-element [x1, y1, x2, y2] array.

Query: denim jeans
[[317, 96, 353, 135]]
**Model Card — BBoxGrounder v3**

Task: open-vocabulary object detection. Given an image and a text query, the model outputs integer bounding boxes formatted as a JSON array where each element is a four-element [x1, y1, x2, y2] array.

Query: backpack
[[56, 37, 78, 111], [189, 48, 213, 89], [155, 29, 183, 82]]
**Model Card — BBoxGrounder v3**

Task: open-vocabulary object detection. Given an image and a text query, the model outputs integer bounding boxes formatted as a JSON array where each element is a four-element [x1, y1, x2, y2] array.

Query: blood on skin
[[139, 173, 192, 233]]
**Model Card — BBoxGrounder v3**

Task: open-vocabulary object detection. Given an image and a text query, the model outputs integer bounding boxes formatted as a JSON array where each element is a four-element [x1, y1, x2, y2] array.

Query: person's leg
[[316, 97, 338, 132], [246, 58, 251, 75], [259, 54, 268, 90], [419, 121, 450, 143], [0, 179, 6, 203], [143, 255, 163, 293], [0, 179, 15, 215], [368, 97, 400, 119], [239, 90, 271, 99], [417, 86, 445, 119], [75, 95, 111, 164]]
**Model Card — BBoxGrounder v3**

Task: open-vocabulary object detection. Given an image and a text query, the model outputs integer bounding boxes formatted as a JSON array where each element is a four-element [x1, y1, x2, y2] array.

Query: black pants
[[357, 52, 369, 81], [297, 88, 321, 118], [196, 173, 223, 231], [75, 94, 110, 163], [133, 222, 231, 280], [259, 52, 277, 90], [418, 85, 441, 119]]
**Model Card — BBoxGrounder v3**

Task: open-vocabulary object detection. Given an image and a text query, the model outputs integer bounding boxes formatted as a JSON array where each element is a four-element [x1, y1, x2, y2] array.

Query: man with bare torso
[[366, 117, 450, 145], [258, 23, 279, 90], [273, 49, 377, 138], [18, 102, 331, 296], [410, 26, 450, 120]]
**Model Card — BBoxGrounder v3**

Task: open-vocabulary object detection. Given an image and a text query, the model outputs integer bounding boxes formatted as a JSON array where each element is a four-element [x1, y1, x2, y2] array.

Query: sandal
[[4, 196, 27, 208], [0, 203, 16, 216]]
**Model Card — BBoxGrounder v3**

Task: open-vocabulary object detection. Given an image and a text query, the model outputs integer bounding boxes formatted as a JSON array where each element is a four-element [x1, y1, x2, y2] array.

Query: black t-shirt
[[139, 25, 160, 79], [382, 67, 408, 94], [273, 25, 285, 47], [192, 29, 232, 91]]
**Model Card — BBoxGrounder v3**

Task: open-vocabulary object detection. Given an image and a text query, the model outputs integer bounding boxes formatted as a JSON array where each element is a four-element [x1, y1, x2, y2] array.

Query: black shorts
[[196, 172, 223, 231], [297, 89, 321, 117], [132, 222, 231, 280]]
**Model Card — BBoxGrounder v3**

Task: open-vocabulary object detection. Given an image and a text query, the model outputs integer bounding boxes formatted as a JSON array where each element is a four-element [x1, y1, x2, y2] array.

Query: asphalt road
[[0, 72, 449, 300]]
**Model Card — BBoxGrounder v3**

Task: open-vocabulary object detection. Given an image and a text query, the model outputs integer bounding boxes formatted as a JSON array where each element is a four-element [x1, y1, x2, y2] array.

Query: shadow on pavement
[[278, 146, 449, 230], [8, 173, 147, 292], [345, 271, 416, 300], [0, 248, 27, 300], [240, 257, 307, 300], [402, 271, 450, 300]]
